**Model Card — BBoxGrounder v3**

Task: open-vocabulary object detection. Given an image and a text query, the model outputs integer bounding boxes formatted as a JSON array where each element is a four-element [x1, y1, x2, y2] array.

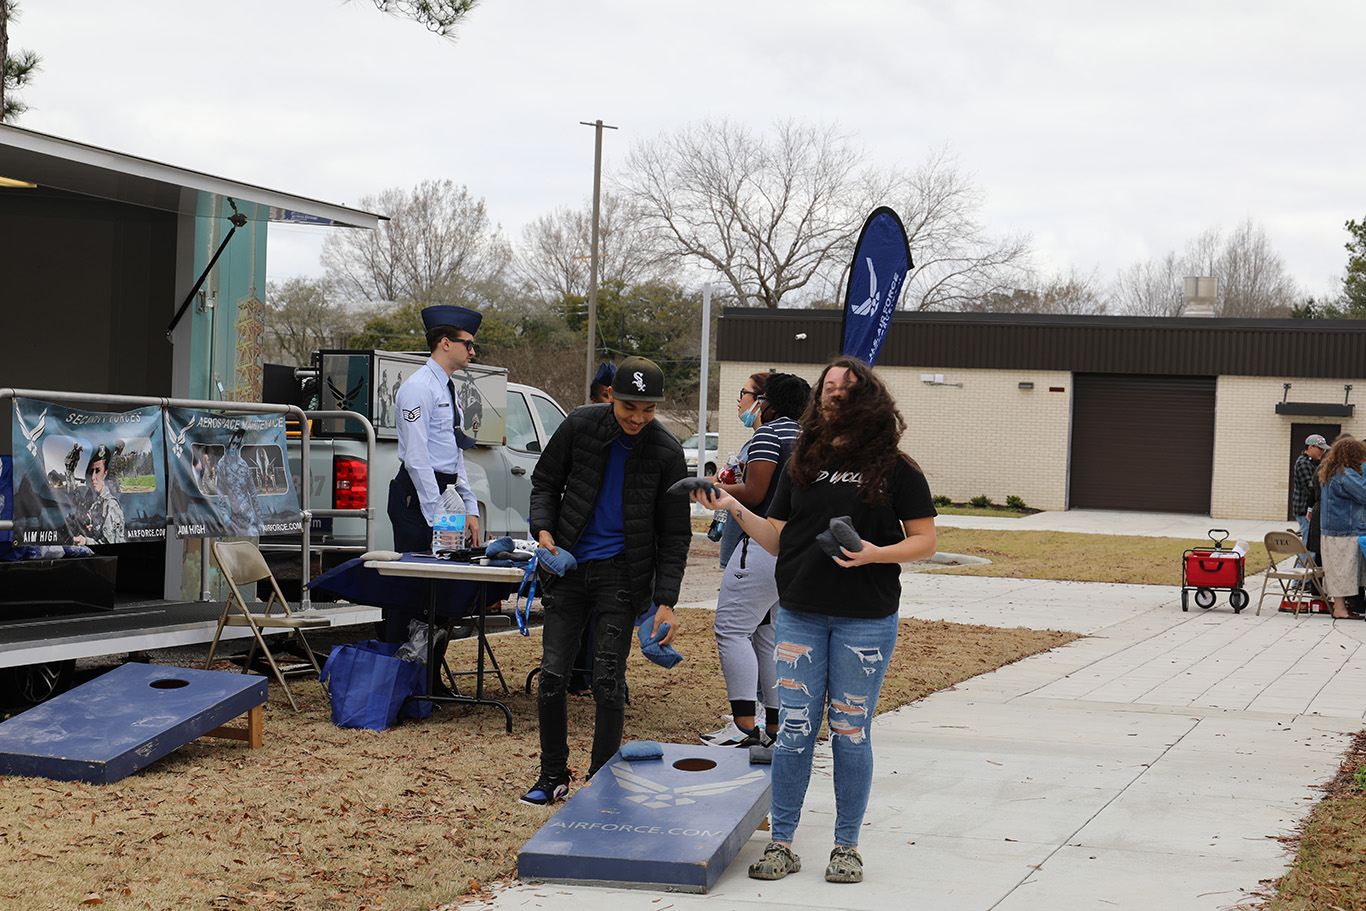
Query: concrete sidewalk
[[466, 512, 1365, 911]]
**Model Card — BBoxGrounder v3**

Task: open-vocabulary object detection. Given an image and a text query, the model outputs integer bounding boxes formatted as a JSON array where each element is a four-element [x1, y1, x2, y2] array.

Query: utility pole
[[581, 118, 618, 404]]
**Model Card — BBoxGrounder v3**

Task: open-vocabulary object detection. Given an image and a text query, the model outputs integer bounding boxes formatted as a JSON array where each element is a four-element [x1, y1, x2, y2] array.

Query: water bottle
[[708, 452, 740, 541], [432, 484, 467, 553], [717, 452, 740, 484]]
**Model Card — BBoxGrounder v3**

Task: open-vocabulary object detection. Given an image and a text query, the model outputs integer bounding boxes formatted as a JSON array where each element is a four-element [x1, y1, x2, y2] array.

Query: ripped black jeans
[[536, 553, 636, 781]]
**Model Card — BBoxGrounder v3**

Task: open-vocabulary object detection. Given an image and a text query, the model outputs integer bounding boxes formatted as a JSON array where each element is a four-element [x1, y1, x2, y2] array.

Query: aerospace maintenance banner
[[840, 207, 913, 368], [10, 399, 167, 545], [164, 408, 302, 539]]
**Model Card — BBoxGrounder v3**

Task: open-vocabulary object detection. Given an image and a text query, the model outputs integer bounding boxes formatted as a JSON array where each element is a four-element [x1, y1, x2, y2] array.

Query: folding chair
[[206, 540, 332, 711], [1257, 531, 1327, 617]]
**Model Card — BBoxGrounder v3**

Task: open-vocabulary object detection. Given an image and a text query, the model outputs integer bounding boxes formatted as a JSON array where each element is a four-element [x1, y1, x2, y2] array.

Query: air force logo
[[609, 760, 765, 809], [849, 257, 880, 317], [168, 413, 197, 459], [15, 405, 47, 458]]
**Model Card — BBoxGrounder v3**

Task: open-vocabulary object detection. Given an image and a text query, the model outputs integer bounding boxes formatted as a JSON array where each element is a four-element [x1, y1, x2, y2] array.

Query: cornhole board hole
[[0, 663, 268, 784], [518, 743, 771, 892]]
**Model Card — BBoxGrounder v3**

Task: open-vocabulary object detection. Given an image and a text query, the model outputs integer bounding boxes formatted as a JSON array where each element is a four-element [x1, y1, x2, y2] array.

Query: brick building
[[716, 309, 1366, 521]]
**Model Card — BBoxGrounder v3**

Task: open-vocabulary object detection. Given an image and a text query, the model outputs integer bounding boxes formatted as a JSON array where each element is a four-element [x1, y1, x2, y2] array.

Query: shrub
[[969, 494, 993, 509], [1006, 495, 1028, 511], [932, 494, 953, 508]]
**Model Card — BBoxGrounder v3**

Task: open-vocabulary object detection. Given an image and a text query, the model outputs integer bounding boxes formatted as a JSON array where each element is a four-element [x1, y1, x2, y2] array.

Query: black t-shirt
[[767, 458, 936, 618]]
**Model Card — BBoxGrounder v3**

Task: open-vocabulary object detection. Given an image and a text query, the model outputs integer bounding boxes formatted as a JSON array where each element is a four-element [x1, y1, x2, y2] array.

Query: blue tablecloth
[[308, 554, 521, 641]]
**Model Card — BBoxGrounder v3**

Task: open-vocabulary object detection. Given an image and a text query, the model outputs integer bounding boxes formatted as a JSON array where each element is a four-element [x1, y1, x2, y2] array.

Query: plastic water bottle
[[708, 452, 740, 541], [717, 452, 740, 484], [432, 484, 467, 553]]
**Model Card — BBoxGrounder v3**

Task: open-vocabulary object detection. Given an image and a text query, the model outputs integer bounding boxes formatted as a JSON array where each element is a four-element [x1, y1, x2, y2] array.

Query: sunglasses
[[450, 337, 476, 353]]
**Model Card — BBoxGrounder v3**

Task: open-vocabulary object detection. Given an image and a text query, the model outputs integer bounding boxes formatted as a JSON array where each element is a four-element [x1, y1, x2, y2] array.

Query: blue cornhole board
[[518, 742, 771, 892], [0, 663, 267, 784]]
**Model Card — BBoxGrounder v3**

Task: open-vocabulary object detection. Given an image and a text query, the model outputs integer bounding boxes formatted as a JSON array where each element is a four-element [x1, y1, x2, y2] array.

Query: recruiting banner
[[840, 206, 913, 368], [164, 408, 302, 538], [10, 399, 167, 544]]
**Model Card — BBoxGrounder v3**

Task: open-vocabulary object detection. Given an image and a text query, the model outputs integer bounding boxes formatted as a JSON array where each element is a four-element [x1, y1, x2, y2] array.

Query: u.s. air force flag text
[[840, 207, 912, 368]]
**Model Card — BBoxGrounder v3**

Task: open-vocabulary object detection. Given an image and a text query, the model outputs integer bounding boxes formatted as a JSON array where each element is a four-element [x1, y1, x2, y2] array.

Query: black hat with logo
[[611, 356, 665, 403]]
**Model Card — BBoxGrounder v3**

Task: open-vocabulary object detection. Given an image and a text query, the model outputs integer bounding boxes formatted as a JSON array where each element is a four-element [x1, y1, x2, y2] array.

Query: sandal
[[825, 845, 863, 883], [748, 842, 801, 880]]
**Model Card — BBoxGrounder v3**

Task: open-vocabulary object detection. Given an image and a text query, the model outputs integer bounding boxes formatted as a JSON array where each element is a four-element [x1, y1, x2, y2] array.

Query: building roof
[[0, 123, 383, 229], [717, 308, 1366, 379]]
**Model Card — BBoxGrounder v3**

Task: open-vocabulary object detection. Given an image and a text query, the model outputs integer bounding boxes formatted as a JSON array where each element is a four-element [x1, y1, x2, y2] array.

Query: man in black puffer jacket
[[520, 356, 691, 805]]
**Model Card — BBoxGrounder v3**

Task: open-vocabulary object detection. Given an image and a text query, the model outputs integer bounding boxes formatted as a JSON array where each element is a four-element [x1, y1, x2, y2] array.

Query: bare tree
[[321, 179, 511, 305], [615, 118, 876, 308], [354, 0, 478, 38], [1111, 252, 1186, 316], [1212, 219, 1300, 317], [263, 277, 369, 365], [514, 192, 667, 303], [885, 148, 1034, 312], [1111, 219, 1299, 317], [1, 0, 40, 123]]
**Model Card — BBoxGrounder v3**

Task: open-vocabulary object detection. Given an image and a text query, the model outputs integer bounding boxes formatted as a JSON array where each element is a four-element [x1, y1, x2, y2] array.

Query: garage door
[[1069, 374, 1216, 513]]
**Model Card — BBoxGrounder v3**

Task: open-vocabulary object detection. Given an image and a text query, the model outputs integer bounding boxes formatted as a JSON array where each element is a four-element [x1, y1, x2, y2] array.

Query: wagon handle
[[1207, 528, 1230, 549]]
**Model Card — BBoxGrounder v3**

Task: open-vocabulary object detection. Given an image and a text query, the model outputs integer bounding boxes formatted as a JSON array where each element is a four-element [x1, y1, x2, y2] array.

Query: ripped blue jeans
[[770, 606, 898, 847]]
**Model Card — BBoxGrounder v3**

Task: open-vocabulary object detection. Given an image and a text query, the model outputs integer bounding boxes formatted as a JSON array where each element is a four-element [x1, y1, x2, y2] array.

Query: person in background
[[718, 373, 772, 569], [1293, 434, 1329, 548], [522, 356, 690, 806], [691, 356, 936, 885], [589, 361, 616, 405], [1315, 435, 1366, 621], [702, 372, 809, 750]]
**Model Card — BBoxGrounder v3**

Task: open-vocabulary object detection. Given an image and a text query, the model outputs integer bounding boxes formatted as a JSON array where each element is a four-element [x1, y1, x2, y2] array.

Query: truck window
[[531, 394, 566, 447], [506, 391, 539, 452]]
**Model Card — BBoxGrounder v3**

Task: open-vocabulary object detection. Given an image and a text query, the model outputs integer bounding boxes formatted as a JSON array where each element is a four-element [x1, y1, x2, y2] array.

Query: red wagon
[[1181, 529, 1249, 613]]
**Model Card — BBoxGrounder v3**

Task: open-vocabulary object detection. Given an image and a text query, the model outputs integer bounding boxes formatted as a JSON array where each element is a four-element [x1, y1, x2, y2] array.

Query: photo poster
[[164, 408, 302, 538], [10, 398, 167, 544]]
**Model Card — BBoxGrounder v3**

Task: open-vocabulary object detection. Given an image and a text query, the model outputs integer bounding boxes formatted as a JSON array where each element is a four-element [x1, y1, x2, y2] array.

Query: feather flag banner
[[840, 207, 912, 367]]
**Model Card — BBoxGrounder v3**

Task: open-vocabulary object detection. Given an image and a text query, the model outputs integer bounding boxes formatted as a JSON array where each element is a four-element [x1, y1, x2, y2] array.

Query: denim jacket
[[1318, 465, 1366, 536]]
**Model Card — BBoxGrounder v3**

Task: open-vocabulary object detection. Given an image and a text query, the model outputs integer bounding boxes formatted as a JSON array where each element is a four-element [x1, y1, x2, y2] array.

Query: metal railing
[[0, 389, 374, 609]]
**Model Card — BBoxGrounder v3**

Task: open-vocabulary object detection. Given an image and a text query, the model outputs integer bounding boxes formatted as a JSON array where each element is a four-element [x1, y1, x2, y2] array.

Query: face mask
[[740, 402, 760, 428]]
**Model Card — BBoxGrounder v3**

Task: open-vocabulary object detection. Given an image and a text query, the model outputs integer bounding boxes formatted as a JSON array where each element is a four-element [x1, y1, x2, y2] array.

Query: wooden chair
[[206, 540, 332, 711], [1257, 531, 1327, 617]]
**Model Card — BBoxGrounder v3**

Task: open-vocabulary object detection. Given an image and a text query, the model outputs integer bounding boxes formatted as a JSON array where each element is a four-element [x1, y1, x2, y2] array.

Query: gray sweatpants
[[713, 536, 780, 713]]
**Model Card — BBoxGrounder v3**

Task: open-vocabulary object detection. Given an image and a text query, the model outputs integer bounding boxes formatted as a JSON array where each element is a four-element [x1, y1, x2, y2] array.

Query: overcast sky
[[13, 0, 1365, 301]]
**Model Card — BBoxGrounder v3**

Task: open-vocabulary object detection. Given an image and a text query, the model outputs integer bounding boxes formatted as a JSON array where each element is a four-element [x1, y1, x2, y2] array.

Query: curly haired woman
[[1317, 435, 1366, 620], [692, 356, 937, 884]]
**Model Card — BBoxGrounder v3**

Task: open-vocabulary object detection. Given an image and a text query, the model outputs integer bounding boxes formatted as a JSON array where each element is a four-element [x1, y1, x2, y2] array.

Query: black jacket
[[529, 404, 691, 612]]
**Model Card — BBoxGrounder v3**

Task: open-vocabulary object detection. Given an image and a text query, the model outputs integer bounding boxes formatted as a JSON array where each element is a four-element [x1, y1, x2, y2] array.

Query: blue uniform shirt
[[395, 358, 477, 524]]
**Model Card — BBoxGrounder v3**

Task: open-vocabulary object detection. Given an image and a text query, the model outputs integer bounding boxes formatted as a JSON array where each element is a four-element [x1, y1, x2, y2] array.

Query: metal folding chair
[[206, 540, 332, 710], [1257, 531, 1327, 617]]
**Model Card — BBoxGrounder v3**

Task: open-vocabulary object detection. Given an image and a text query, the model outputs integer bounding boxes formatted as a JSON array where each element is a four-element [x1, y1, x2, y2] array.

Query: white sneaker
[[700, 720, 744, 745], [701, 720, 765, 747]]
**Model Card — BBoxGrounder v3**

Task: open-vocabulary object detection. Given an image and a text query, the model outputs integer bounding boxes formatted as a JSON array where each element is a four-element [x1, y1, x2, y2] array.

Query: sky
[[12, 0, 1366, 301]]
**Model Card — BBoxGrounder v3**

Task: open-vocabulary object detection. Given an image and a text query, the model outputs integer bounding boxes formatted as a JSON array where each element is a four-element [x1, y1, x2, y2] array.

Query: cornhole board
[[0, 663, 268, 784], [518, 743, 771, 892]]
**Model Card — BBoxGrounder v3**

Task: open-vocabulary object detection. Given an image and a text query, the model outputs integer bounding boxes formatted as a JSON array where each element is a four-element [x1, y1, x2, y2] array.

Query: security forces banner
[[840, 206, 913, 368], [163, 408, 301, 538], [10, 398, 167, 545]]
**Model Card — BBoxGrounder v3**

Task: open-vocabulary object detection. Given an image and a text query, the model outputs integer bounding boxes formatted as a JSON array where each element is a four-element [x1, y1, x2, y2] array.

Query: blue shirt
[[395, 358, 476, 523], [573, 432, 635, 562]]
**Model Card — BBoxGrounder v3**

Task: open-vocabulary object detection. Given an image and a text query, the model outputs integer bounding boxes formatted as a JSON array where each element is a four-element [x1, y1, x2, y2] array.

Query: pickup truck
[[266, 350, 567, 567]]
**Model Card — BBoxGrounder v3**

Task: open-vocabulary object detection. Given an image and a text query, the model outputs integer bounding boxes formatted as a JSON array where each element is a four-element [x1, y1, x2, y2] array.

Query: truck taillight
[[334, 456, 368, 510]]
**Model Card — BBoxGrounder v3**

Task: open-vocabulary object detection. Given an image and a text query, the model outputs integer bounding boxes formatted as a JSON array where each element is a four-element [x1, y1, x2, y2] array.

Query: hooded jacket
[[529, 403, 690, 612]]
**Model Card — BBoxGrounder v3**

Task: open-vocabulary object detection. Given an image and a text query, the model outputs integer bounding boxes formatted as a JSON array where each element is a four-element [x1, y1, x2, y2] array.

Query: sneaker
[[748, 842, 801, 880], [700, 720, 746, 745], [705, 723, 767, 748], [519, 774, 569, 806]]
